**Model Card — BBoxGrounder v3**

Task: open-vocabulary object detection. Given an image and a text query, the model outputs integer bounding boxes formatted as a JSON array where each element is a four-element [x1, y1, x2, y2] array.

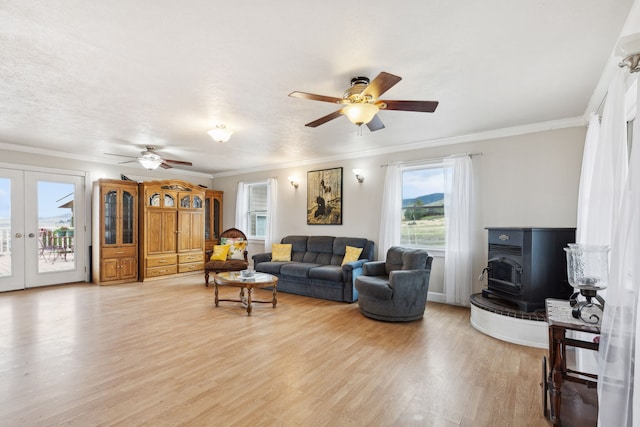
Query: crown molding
[[210, 116, 585, 178], [0, 141, 213, 179]]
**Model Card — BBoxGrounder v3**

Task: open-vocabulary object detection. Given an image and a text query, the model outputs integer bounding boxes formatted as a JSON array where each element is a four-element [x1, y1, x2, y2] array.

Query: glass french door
[[0, 169, 86, 292]]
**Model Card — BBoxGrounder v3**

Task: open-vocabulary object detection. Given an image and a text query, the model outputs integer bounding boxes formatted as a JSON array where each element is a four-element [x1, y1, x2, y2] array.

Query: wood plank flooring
[[0, 275, 549, 426]]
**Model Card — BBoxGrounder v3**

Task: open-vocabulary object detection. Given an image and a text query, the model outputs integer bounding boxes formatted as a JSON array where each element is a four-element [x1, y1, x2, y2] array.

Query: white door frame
[[0, 169, 25, 292], [0, 164, 89, 291]]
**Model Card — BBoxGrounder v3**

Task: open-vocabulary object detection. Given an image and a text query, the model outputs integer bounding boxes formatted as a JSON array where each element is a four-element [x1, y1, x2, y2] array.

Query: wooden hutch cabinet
[[139, 180, 206, 280], [92, 179, 139, 285], [204, 189, 223, 253]]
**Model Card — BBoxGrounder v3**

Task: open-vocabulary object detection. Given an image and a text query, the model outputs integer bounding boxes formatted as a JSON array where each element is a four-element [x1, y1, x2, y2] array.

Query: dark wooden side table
[[544, 299, 600, 426]]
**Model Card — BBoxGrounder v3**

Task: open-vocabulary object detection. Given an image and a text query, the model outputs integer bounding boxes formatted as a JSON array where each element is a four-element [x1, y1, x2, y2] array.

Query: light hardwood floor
[[0, 275, 549, 426]]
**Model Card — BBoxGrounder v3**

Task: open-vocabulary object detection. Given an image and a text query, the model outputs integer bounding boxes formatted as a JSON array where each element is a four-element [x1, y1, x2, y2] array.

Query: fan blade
[[117, 160, 137, 165], [160, 162, 173, 169], [164, 159, 193, 166], [305, 109, 344, 127], [366, 115, 385, 132], [362, 72, 402, 99], [289, 91, 343, 104], [379, 100, 439, 113]]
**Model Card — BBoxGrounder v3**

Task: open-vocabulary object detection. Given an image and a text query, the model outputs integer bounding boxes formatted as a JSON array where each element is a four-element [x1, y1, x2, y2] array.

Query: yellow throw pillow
[[341, 246, 363, 266], [228, 240, 247, 260], [210, 245, 231, 261], [271, 243, 292, 262]]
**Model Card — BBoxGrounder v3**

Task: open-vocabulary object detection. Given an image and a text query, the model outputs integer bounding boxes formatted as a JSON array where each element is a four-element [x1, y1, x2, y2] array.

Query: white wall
[[0, 125, 585, 294], [212, 126, 586, 296]]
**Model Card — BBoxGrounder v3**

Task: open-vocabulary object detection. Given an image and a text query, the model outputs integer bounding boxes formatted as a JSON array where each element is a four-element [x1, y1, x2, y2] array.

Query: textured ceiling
[[0, 1, 636, 176]]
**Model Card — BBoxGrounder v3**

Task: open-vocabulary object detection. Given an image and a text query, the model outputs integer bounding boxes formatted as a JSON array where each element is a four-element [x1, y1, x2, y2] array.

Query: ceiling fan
[[107, 146, 193, 170], [289, 71, 439, 132]]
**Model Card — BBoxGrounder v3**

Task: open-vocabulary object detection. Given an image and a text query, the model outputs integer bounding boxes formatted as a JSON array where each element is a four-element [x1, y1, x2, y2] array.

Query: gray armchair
[[355, 247, 433, 322]]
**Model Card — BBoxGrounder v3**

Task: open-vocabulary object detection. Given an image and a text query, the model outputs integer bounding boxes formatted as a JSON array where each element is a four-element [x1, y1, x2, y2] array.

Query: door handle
[[15, 233, 23, 238], [28, 233, 36, 238]]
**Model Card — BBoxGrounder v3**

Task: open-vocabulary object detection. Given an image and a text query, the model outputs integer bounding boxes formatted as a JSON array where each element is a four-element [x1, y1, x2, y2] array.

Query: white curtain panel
[[264, 177, 278, 250], [597, 77, 639, 427], [234, 181, 246, 232], [576, 113, 601, 243], [443, 156, 473, 306], [576, 69, 629, 377], [578, 69, 628, 246], [378, 163, 402, 260]]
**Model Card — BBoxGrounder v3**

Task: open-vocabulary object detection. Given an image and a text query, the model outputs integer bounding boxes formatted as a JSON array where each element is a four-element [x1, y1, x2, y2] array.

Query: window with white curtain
[[401, 164, 445, 249], [247, 182, 268, 239]]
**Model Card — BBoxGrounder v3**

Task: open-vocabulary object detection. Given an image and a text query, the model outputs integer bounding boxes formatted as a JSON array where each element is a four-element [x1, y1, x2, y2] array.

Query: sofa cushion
[[355, 276, 393, 300], [308, 265, 343, 282], [254, 261, 289, 275], [272, 244, 292, 262], [307, 236, 335, 253], [280, 262, 322, 278], [282, 236, 309, 262]]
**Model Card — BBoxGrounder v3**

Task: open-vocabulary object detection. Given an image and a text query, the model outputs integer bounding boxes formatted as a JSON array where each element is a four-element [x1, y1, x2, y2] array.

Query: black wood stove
[[481, 227, 575, 312]]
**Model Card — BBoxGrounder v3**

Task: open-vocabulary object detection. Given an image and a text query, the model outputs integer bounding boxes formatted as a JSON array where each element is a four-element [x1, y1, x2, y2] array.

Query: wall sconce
[[288, 176, 299, 189], [352, 169, 364, 183]]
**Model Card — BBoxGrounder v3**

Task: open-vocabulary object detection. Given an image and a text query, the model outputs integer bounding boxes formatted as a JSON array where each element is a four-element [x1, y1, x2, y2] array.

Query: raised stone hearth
[[469, 293, 548, 348]]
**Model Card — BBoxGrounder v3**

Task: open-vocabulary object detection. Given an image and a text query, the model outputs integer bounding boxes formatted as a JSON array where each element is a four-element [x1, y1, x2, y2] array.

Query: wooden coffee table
[[213, 272, 278, 315]]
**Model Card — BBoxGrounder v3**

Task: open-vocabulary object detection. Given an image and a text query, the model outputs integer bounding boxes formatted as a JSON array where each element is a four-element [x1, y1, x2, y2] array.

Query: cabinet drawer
[[102, 246, 137, 258], [179, 262, 204, 273], [146, 265, 178, 277], [179, 253, 204, 264], [146, 254, 178, 268]]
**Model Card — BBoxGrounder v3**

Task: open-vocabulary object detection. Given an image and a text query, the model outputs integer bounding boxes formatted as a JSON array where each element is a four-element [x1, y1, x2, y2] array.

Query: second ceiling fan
[[289, 71, 439, 132]]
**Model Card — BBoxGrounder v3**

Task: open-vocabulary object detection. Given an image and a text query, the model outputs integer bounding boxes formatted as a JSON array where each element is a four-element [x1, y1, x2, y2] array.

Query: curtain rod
[[380, 152, 482, 167]]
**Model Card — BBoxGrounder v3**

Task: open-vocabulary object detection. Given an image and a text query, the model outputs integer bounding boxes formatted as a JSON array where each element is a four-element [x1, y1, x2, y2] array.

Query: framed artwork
[[307, 167, 343, 225]]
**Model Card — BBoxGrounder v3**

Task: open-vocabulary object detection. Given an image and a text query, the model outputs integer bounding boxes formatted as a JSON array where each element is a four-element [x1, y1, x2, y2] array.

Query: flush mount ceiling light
[[207, 124, 233, 143], [138, 152, 163, 170]]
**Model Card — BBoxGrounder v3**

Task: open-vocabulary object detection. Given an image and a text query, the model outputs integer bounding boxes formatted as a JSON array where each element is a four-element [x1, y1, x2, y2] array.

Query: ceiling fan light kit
[[343, 103, 379, 125], [138, 154, 163, 170], [289, 71, 439, 132], [108, 145, 193, 170], [208, 124, 233, 143]]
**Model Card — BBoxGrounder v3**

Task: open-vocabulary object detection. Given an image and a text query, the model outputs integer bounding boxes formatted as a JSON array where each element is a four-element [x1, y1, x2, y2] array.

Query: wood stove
[[481, 227, 575, 312]]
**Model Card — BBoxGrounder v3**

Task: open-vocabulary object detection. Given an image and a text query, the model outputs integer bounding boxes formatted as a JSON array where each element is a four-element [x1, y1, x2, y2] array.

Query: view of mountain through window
[[401, 167, 445, 248]]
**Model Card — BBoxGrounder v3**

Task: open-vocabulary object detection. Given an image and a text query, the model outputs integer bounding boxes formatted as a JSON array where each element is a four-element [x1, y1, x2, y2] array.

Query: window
[[401, 165, 445, 248], [247, 182, 267, 239]]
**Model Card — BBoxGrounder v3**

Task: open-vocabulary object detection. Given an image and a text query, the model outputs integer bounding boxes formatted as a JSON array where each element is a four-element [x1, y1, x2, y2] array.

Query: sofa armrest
[[342, 259, 369, 303], [363, 261, 386, 277], [342, 258, 368, 272], [252, 252, 272, 266]]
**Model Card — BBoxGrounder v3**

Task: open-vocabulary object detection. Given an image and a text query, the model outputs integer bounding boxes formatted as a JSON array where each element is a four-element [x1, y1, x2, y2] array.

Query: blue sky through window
[[402, 168, 444, 199]]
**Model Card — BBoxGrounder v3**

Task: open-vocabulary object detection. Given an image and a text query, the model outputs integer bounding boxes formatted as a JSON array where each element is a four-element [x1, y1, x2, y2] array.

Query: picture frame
[[307, 167, 343, 225]]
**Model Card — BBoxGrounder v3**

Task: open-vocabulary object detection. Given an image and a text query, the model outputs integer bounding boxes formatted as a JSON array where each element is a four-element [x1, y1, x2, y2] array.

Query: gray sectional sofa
[[252, 235, 375, 302]]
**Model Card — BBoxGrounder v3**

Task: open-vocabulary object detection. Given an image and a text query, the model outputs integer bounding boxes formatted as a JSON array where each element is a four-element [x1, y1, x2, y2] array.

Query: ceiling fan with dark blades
[[289, 71, 439, 131], [106, 146, 193, 170]]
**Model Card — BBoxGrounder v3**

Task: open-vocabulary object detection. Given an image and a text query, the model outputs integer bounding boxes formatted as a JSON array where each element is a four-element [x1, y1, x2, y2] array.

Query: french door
[[0, 168, 86, 292]]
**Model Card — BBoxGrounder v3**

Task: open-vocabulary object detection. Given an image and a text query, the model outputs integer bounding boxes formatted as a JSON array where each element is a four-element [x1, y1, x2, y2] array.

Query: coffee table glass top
[[216, 271, 275, 283]]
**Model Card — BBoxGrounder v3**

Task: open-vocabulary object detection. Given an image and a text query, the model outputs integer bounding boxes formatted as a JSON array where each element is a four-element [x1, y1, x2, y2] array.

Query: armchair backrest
[[385, 246, 430, 275], [220, 228, 247, 240]]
